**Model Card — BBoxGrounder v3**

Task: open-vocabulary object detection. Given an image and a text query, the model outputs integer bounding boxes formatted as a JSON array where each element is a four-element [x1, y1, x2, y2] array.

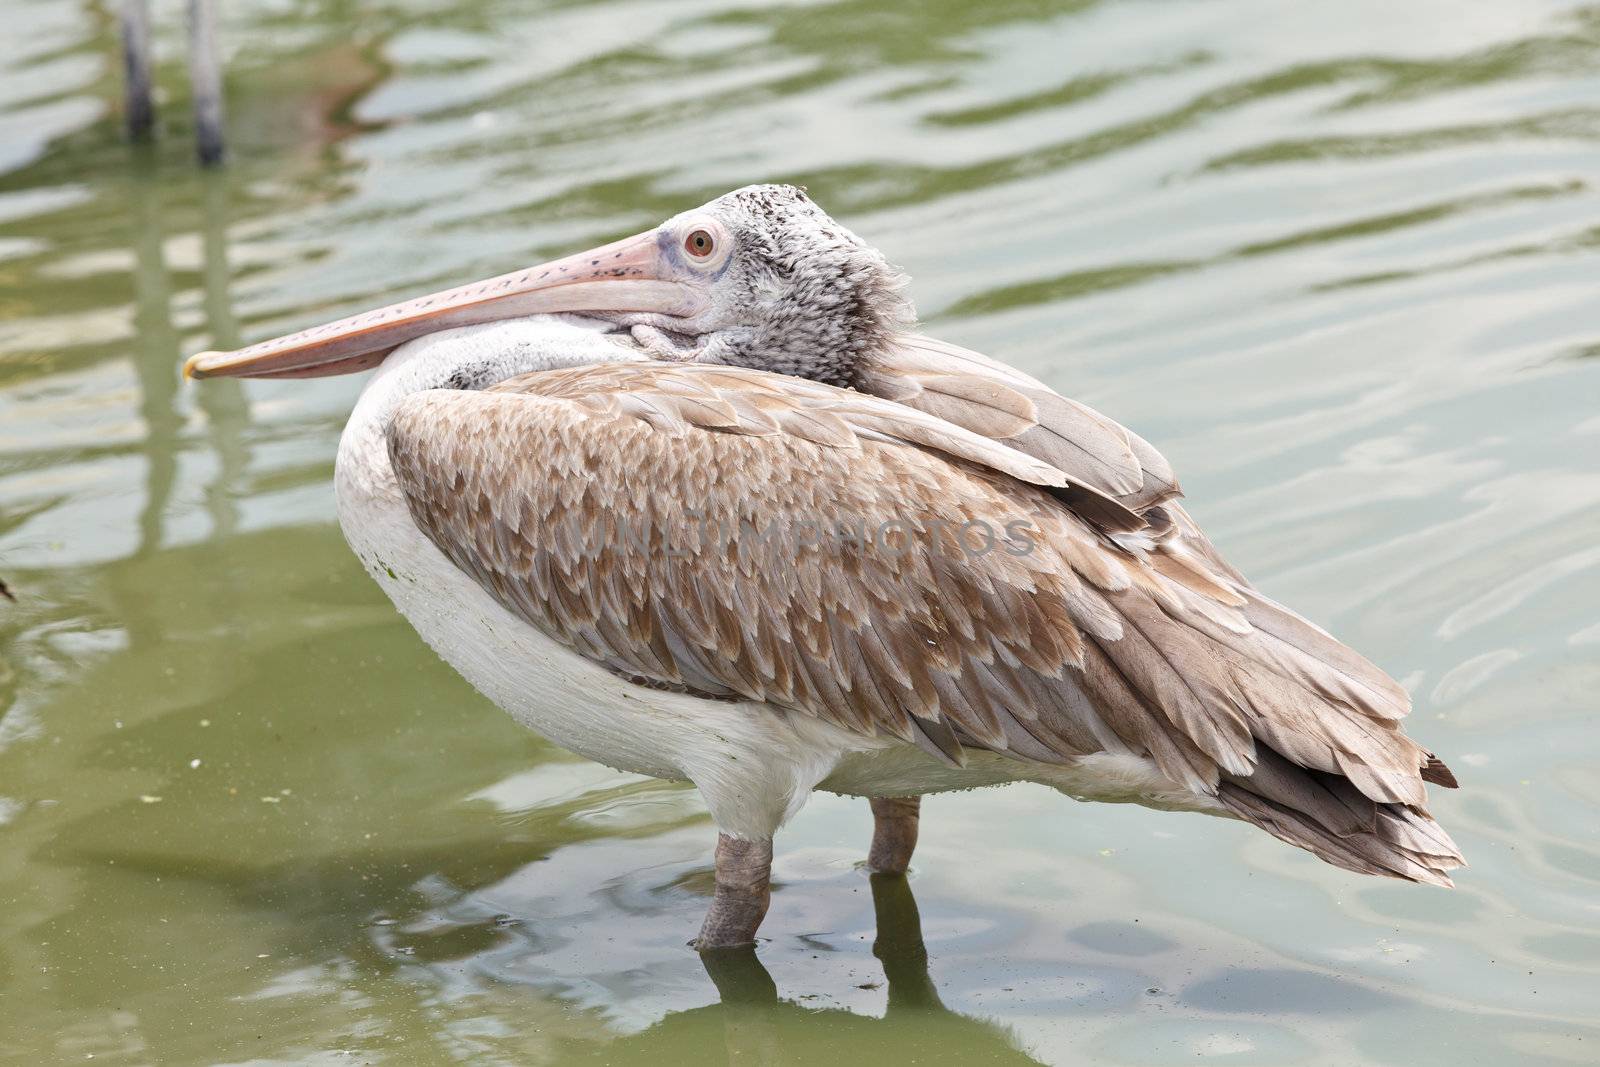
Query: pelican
[[187, 184, 1462, 950]]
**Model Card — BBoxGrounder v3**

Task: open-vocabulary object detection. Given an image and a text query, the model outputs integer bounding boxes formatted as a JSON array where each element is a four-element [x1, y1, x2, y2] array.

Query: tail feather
[[1219, 747, 1464, 887], [1422, 754, 1459, 788]]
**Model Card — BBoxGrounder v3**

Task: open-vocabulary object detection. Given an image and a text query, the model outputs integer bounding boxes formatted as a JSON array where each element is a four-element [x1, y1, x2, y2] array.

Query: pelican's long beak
[[184, 230, 695, 380]]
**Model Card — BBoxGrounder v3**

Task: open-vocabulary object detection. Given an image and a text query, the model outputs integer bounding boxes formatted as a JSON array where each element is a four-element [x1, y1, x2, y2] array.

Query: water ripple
[[1, 0, 1598, 1063]]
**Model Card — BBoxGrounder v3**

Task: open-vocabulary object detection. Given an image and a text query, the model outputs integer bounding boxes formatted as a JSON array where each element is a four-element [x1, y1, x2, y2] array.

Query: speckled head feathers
[[669, 184, 917, 387]]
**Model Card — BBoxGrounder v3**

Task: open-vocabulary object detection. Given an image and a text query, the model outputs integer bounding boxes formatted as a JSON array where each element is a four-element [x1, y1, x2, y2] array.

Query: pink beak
[[183, 230, 700, 380]]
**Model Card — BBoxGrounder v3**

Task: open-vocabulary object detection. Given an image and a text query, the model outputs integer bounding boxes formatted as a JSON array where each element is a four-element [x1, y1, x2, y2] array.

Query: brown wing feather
[[860, 336, 1459, 881], [387, 359, 1460, 885], [863, 335, 1180, 514]]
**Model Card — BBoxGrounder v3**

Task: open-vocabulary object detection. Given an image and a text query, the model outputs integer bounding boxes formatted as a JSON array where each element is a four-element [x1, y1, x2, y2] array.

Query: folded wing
[[387, 359, 1461, 885]]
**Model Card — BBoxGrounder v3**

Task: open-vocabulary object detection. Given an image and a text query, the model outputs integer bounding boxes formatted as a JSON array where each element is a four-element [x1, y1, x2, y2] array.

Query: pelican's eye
[[684, 229, 715, 258]]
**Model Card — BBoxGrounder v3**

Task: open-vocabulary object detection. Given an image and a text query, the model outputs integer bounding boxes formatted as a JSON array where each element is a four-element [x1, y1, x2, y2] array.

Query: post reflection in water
[[195, 174, 250, 542], [127, 169, 180, 559], [651, 873, 1043, 1066], [119, 164, 251, 653], [125, 162, 251, 558], [3, 0, 1599, 1062]]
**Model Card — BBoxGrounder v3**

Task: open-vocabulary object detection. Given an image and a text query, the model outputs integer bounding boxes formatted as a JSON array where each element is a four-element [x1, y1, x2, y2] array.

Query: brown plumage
[[387, 357, 1463, 888], [184, 183, 1466, 947]]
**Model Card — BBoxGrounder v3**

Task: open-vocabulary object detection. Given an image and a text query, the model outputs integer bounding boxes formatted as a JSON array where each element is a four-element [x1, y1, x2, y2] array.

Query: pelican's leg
[[867, 796, 921, 874], [696, 833, 773, 951]]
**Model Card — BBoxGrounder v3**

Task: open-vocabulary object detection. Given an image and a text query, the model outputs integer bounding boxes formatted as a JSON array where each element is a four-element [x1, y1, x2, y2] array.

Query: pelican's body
[[335, 318, 1210, 839], [190, 184, 1461, 949]]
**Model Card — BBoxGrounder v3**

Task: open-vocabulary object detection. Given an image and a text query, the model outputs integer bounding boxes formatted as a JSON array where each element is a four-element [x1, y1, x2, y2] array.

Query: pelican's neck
[[334, 316, 639, 512]]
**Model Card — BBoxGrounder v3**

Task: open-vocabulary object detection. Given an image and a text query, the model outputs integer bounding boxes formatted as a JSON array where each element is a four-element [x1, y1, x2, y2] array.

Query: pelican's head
[[184, 184, 913, 389]]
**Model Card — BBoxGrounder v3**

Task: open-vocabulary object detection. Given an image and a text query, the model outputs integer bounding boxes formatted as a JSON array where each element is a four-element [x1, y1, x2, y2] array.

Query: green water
[[3, 1, 1599, 1063]]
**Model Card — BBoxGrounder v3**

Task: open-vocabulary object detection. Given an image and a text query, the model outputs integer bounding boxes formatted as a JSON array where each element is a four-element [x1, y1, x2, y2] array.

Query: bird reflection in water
[[614, 873, 1044, 1066]]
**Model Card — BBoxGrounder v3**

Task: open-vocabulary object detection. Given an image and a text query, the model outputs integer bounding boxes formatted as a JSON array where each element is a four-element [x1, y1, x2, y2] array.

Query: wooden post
[[119, 0, 156, 141], [188, 0, 226, 165]]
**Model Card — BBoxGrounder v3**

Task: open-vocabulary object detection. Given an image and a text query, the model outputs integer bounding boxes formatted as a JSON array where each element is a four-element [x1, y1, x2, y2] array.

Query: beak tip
[[183, 352, 217, 380]]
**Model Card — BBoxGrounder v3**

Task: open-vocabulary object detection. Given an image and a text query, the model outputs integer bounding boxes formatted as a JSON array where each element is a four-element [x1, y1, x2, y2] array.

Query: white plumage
[[187, 185, 1462, 950]]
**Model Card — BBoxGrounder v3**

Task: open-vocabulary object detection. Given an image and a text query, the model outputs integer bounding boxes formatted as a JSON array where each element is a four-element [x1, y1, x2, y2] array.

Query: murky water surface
[[2, 1, 1598, 1063]]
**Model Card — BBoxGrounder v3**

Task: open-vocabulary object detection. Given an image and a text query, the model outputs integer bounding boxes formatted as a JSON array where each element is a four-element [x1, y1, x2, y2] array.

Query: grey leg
[[696, 833, 773, 951], [868, 796, 921, 874]]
